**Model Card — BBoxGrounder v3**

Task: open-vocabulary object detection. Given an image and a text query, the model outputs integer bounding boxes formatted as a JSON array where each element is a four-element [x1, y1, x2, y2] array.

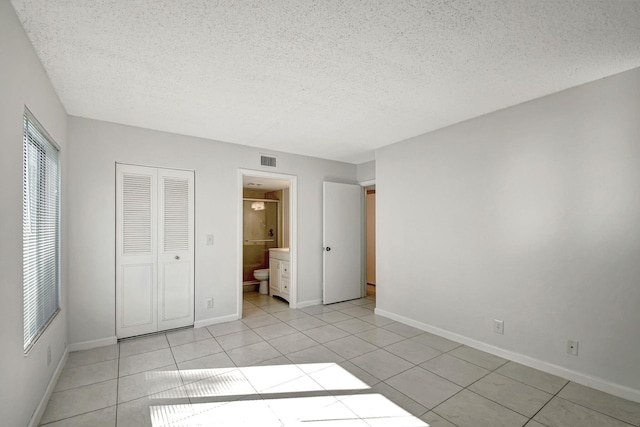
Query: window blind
[[23, 111, 60, 353]]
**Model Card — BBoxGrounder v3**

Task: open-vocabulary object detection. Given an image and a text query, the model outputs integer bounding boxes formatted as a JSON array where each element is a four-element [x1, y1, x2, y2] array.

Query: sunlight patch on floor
[[146, 363, 429, 426]]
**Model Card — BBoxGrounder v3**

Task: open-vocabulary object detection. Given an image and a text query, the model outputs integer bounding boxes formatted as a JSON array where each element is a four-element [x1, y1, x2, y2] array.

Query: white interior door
[[116, 164, 158, 338], [323, 181, 363, 304], [158, 169, 194, 331], [117, 164, 194, 339]]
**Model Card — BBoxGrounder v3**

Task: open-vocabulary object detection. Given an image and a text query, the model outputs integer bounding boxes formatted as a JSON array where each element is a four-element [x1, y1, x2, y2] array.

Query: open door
[[323, 182, 363, 304]]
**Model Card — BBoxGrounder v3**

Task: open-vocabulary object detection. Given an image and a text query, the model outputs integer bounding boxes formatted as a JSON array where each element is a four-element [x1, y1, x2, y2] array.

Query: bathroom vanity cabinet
[[269, 248, 290, 302]]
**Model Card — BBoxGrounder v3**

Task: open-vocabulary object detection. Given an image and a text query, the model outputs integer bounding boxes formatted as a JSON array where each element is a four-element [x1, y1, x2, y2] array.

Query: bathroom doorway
[[238, 169, 297, 318], [242, 197, 280, 286]]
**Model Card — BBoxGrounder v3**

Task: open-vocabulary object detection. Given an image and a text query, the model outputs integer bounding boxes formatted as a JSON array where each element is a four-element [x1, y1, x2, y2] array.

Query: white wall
[[376, 68, 640, 400], [66, 117, 356, 345], [357, 160, 375, 182], [0, 2, 69, 425]]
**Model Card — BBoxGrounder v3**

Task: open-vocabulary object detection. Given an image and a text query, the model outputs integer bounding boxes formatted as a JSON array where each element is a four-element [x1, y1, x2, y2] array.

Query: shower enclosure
[[243, 199, 279, 282]]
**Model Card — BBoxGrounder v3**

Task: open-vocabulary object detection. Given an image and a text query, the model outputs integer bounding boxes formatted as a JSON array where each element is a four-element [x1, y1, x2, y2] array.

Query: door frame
[[237, 169, 298, 316], [359, 179, 375, 297]]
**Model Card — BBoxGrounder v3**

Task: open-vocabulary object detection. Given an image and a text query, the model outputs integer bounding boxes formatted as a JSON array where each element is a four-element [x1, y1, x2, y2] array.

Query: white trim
[[296, 299, 323, 309], [361, 186, 367, 297], [67, 336, 118, 352], [359, 179, 375, 296], [194, 314, 239, 328], [375, 308, 640, 403], [237, 169, 298, 315], [28, 347, 68, 427]]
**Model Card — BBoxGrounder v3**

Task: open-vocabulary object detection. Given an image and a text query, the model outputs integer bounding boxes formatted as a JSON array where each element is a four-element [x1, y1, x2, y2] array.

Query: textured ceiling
[[10, 0, 640, 164]]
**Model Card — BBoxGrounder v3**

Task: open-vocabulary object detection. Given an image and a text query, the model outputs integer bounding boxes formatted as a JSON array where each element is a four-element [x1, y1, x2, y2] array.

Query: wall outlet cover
[[567, 340, 579, 356], [493, 319, 504, 334]]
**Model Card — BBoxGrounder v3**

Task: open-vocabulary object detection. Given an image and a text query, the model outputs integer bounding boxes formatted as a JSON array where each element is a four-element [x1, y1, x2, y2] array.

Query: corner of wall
[[27, 346, 69, 427], [356, 160, 376, 183], [194, 313, 239, 329]]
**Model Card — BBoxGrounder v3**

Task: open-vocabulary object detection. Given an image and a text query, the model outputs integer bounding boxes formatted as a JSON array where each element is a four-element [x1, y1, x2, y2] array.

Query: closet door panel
[[160, 262, 191, 321], [157, 169, 194, 330], [116, 164, 158, 338], [121, 264, 154, 327]]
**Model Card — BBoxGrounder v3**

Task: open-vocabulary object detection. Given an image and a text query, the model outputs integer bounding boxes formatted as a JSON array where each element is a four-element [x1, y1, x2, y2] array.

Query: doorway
[[365, 186, 376, 297], [237, 169, 297, 317], [242, 197, 280, 287]]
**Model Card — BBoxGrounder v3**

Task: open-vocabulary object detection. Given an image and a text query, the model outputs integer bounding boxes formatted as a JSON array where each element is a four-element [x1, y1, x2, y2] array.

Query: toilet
[[254, 268, 269, 294]]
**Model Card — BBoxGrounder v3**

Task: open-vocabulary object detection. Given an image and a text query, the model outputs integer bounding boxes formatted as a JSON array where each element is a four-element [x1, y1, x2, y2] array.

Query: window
[[22, 110, 60, 353]]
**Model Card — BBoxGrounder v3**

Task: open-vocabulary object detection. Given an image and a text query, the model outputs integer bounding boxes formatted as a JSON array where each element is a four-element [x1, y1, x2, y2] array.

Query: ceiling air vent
[[260, 155, 277, 168]]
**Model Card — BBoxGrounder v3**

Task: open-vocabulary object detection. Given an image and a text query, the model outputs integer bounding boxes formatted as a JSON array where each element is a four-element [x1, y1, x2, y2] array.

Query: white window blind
[[23, 111, 60, 353]]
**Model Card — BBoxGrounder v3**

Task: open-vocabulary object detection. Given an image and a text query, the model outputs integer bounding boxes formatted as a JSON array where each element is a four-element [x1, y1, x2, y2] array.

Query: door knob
[[175, 255, 180, 260], [325, 247, 331, 252]]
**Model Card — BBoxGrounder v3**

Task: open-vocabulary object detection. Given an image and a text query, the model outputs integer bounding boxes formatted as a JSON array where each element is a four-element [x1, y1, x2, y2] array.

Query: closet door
[[157, 169, 194, 331], [116, 164, 194, 339], [116, 164, 158, 338]]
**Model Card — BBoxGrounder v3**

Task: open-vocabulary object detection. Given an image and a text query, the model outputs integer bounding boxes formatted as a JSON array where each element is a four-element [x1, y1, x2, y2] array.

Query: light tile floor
[[40, 290, 640, 426]]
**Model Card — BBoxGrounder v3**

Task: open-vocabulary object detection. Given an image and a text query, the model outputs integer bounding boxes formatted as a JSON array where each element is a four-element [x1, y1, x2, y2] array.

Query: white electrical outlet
[[493, 319, 504, 334], [206, 298, 214, 309], [567, 340, 579, 356], [206, 235, 214, 246], [47, 345, 51, 366]]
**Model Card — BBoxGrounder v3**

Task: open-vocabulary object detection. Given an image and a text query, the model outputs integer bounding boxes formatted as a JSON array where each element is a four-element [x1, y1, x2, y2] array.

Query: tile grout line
[[418, 351, 522, 425], [489, 365, 568, 396], [115, 341, 120, 427], [443, 346, 509, 371], [429, 385, 467, 426], [164, 332, 194, 407], [45, 376, 119, 394], [525, 380, 571, 426], [164, 332, 211, 425], [411, 340, 563, 425], [545, 384, 638, 427]]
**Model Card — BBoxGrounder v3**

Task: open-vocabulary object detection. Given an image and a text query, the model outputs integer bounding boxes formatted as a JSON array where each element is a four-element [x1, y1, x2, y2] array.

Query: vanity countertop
[[269, 248, 290, 261]]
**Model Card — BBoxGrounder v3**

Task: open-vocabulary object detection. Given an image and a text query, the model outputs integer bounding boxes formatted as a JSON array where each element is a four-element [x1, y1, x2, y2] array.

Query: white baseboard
[[194, 313, 239, 328], [296, 299, 322, 309], [68, 336, 117, 352], [375, 308, 640, 403], [28, 347, 68, 427]]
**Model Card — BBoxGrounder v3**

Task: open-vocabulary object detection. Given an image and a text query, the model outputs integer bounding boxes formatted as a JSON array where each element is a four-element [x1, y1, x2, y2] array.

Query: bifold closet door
[[157, 168, 194, 332], [116, 164, 194, 339]]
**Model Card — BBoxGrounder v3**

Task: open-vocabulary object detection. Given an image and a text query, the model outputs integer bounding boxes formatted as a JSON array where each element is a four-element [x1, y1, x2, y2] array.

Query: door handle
[[175, 255, 180, 260], [324, 247, 331, 252]]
